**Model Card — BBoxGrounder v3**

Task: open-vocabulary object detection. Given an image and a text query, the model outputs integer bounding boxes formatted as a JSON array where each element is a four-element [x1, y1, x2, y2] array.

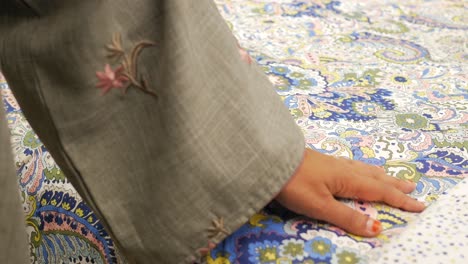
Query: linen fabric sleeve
[[0, 0, 305, 263], [0, 92, 30, 264]]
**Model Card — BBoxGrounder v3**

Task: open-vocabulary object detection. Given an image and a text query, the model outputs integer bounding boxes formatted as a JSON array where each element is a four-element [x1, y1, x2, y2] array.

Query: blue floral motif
[[207, 0, 467, 263], [304, 237, 336, 260], [248, 240, 281, 263]]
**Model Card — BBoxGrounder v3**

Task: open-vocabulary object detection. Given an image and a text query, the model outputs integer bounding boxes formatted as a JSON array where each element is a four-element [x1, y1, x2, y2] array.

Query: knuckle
[[396, 178, 407, 188]]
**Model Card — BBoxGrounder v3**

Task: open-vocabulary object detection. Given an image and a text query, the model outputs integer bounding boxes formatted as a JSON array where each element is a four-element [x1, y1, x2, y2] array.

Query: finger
[[357, 163, 417, 194], [371, 170, 417, 194], [308, 197, 382, 237], [380, 176, 417, 194], [347, 177, 425, 212]]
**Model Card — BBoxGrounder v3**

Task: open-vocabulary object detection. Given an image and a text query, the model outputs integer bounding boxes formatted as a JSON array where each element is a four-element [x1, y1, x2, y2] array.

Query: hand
[[276, 148, 426, 237]]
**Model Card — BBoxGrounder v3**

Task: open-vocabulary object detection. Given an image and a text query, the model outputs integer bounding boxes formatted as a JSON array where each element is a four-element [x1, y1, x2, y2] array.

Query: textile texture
[[209, 0, 467, 263], [0, 0, 466, 263], [0, 0, 305, 263], [0, 82, 29, 264], [371, 178, 468, 263]]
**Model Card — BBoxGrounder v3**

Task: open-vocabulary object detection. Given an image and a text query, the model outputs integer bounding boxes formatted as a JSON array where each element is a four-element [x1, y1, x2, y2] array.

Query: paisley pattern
[[1, 0, 466, 263], [207, 0, 467, 263], [1, 74, 121, 263]]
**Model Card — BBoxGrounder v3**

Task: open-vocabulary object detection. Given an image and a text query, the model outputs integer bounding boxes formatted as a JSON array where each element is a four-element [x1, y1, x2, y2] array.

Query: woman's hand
[[276, 148, 426, 237]]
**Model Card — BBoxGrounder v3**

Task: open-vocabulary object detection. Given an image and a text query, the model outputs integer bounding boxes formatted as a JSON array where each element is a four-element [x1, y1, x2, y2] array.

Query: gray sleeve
[[0, 0, 305, 263], [0, 94, 30, 264]]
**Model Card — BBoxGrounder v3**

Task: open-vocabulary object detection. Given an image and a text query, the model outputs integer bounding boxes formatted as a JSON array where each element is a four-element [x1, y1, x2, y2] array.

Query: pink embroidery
[[97, 33, 157, 98], [96, 64, 129, 95], [197, 241, 217, 257], [238, 44, 253, 65]]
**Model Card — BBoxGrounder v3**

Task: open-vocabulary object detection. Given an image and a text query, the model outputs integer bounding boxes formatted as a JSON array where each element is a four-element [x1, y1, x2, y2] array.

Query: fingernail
[[366, 218, 382, 234]]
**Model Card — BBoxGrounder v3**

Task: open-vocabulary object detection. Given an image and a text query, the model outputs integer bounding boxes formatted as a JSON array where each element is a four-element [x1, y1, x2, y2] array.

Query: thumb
[[310, 198, 382, 237]]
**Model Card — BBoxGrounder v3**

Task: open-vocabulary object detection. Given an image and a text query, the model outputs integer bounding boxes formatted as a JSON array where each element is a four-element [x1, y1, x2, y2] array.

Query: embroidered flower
[[198, 241, 217, 257], [207, 217, 230, 240], [96, 64, 129, 95], [238, 43, 253, 65], [96, 33, 157, 98]]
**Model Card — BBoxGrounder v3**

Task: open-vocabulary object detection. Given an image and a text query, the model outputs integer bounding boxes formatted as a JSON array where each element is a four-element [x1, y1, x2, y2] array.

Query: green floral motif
[[335, 250, 360, 264], [23, 130, 41, 149], [44, 167, 66, 181], [283, 243, 303, 257], [311, 240, 332, 257], [304, 237, 336, 261], [259, 247, 278, 262], [433, 139, 467, 149], [273, 66, 289, 74], [342, 70, 380, 88], [280, 239, 306, 260], [395, 113, 428, 129], [290, 109, 304, 118], [371, 21, 409, 34], [298, 79, 315, 89], [290, 72, 305, 78]]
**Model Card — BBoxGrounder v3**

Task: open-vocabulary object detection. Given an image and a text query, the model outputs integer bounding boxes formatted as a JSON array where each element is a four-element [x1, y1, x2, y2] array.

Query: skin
[[276, 148, 426, 237]]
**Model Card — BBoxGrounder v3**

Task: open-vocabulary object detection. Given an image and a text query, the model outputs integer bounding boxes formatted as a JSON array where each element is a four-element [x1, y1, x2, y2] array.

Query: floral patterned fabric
[[207, 0, 467, 263], [1, 73, 121, 264], [1, 0, 466, 263], [1, 72, 119, 264], [371, 178, 468, 263]]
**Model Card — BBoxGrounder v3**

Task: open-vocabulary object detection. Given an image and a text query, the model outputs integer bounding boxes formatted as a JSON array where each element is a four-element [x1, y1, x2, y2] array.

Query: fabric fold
[[0, 0, 305, 262], [0, 90, 30, 264]]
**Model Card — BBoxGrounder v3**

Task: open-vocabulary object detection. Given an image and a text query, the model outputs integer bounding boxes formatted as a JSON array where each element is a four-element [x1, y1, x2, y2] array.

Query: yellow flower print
[[62, 202, 71, 210], [75, 208, 84, 217], [207, 255, 232, 264]]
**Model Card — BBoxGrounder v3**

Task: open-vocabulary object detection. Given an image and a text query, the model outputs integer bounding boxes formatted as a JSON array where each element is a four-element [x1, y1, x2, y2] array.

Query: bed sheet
[[1, 0, 467, 263], [371, 178, 468, 263], [208, 0, 467, 263]]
